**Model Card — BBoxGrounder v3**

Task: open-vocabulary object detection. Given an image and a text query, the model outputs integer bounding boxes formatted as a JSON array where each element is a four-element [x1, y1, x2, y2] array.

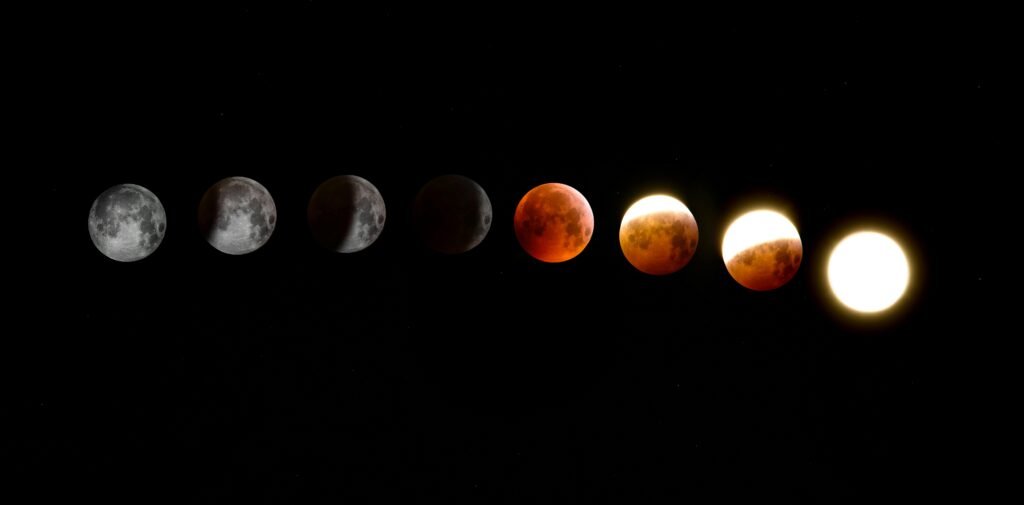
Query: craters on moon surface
[[514, 182, 594, 263], [198, 177, 277, 255], [88, 184, 167, 262]]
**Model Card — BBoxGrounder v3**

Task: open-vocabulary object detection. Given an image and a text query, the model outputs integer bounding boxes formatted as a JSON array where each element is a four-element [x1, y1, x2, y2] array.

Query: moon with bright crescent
[[721, 210, 802, 291], [619, 195, 699, 275]]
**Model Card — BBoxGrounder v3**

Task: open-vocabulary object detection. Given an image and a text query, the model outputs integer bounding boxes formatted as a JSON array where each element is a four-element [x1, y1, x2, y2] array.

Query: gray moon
[[197, 177, 277, 255], [88, 184, 166, 262], [413, 174, 492, 254], [307, 175, 386, 253]]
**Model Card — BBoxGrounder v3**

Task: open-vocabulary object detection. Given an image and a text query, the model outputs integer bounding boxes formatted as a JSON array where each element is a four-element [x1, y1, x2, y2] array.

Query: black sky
[[15, 4, 1001, 503]]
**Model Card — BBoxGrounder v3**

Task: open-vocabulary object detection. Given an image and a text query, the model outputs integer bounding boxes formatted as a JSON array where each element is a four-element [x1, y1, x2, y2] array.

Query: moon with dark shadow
[[198, 177, 277, 255], [514, 182, 594, 263], [721, 209, 802, 291], [619, 195, 699, 275], [413, 174, 492, 254], [88, 184, 166, 262], [307, 175, 386, 253]]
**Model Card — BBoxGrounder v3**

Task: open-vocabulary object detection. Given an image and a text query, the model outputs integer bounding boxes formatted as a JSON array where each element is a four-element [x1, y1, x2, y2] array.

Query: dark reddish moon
[[514, 183, 594, 263]]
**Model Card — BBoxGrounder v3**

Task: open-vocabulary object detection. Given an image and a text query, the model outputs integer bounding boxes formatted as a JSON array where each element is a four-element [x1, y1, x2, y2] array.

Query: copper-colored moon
[[619, 195, 699, 275], [514, 183, 594, 263], [721, 210, 802, 291]]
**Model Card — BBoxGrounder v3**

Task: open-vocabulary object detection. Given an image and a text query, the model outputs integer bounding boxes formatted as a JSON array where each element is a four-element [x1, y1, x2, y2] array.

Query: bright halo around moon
[[827, 231, 910, 313], [619, 195, 698, 275], [721, 210, 802, 291]]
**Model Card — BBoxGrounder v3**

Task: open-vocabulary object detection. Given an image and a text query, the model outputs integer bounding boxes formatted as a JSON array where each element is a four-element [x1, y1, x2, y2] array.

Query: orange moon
[[721, 210, 802, 291], [619, 195, 699, 275], [514, 183, 594, 263]]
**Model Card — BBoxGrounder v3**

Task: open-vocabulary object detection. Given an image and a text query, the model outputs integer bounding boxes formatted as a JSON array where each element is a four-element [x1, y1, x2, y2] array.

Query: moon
[[413, 174, 492, 254], [721, 210, 802, 291], [514, 183, 594, 263], [307, 175, 386, 253], [198, 177, 277, 255], [619, 195, 698, 275], [828, 231, 910, 313], [88, 184, 166, 262]]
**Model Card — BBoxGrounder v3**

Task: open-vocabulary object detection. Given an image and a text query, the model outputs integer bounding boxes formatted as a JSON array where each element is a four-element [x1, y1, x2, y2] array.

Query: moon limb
[[88, 183, 166, 262], [198, 177, 277, 255]]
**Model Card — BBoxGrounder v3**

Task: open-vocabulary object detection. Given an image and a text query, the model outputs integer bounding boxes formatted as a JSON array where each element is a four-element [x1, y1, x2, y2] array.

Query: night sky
[[17, 5, 999, 503]]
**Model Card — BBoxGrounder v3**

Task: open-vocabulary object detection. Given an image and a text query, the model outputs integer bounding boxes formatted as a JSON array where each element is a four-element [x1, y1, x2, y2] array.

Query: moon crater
[[88, 184, 166, 262]]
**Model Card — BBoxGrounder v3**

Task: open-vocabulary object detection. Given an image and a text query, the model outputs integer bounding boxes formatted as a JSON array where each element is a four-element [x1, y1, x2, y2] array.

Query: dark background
[[16, 4, 1001, 503]]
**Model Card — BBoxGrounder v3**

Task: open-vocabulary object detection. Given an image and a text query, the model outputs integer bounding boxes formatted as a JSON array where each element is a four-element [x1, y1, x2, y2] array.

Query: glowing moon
[[721, 210, 802, 291], [827, 231, 910, 313], [514, 183, 594, 263], [619, 195, 698, 275]]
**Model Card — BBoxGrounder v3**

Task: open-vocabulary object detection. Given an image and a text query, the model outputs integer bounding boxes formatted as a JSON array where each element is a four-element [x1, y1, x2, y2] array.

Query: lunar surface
[[721, 210, 802, 291], [88, 184, 166, 262], [514, 183, 594, 263], [197, 177, 277, 255], [413, 174, 492, 254], [828, 231, 910, 313], [619, 195, 698, 275], [307, 175, 386, 253]]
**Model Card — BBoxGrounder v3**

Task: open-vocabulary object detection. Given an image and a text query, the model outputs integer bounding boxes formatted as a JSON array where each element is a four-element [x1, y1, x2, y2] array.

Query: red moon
[[619, 195, 699, 275], [514, 183, 594, 263]]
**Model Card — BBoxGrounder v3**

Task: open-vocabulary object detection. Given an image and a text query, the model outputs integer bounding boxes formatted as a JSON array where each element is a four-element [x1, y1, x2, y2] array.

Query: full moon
[[413, 174, 492, 254], [198, 177, 277, 255], [514, 183, 594, 263], [828, 231, 910, 313], [88, 184, 166, 262], [721, 210, 802, 291], [619, 195, 698, 275], [307, 175, 386, 253]]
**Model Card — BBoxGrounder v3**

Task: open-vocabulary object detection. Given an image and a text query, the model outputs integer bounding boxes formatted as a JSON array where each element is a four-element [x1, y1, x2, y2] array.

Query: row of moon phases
[[88, 176, 912, 314]]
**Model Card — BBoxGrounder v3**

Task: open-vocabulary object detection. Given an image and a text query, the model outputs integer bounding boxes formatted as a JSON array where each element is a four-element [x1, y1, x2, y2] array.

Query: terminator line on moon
[[88, 183, 166, 262], [721, 210, 803, 291], [198, 177, 277, 255], [619, 195, 699, 275], [307, 175, 386, 253]]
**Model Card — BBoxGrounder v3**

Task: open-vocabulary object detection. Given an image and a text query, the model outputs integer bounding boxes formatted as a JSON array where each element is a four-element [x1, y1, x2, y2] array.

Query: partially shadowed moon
[[514, 183, 594, 263], [722, 210, 802, 291], [619, 195, 698, 275], [307, 175, 386, 253], [198, 177, 277, 255], [88, 184, 166, 262], [413, 174, 492, 254]]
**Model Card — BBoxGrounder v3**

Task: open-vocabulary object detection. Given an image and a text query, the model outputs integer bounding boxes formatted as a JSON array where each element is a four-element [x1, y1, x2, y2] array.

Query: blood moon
[[514, 183, 594, 263], [619, 195, 699, 275], [721, 210, 802, 291]]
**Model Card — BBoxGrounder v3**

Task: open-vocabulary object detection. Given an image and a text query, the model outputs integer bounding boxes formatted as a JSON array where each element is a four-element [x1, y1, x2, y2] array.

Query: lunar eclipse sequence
[[88, 175, 912, 315]]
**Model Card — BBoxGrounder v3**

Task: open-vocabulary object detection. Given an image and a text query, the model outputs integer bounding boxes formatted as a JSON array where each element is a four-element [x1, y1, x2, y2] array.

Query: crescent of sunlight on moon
[[721, 210, 802, 291], [88, 184, 167, 262], [827, 231, 910, 313], [413, 175, 492, 254], [198, 177, 277, 255], [619, 195, 699, 275], [307, 175, 386, 253]]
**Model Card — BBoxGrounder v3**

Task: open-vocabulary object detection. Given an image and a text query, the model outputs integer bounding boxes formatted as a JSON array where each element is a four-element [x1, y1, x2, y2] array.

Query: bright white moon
[[827, 231, 910, 313]]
